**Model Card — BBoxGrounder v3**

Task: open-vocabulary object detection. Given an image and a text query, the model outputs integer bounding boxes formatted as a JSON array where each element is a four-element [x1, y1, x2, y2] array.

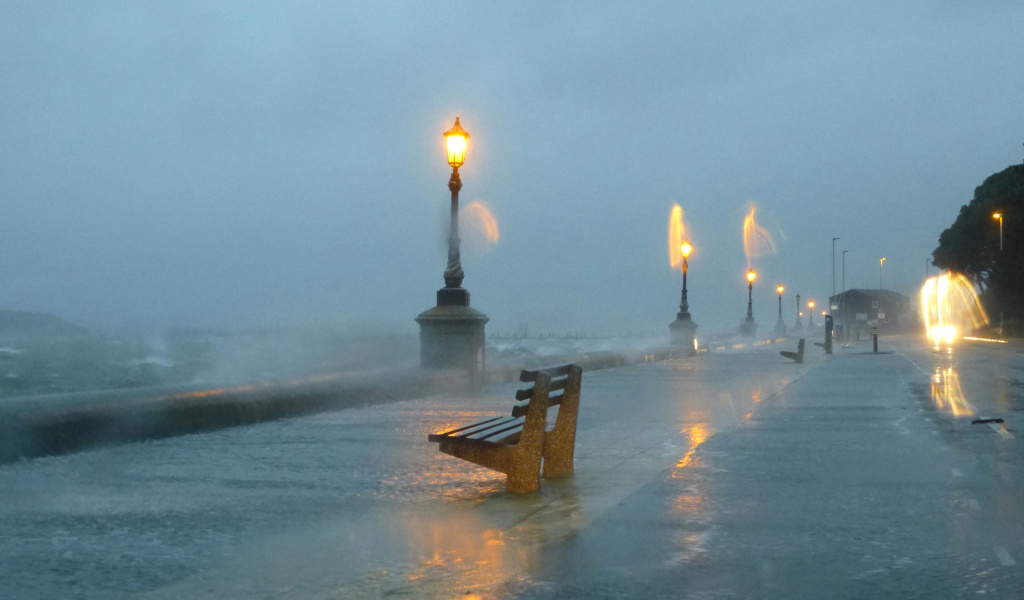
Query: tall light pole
[[740, 269, 758, 338], [680, 241, 692, 318], [795, 293, 803, 331], [416, 117, 489, 380], [775, 284, 786, 337], [842, 250, 848, 341], [993, 212, 1004, 335], [832, 237, 839, 300], [879, 257, 886, 290], [808, 300, 816, 328], [669, 240, 699, 350]]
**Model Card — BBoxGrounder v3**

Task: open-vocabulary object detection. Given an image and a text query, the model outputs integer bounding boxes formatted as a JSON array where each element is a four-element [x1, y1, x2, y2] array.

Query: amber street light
[[808, 300, 816, 327], [679, 241, 693, 318], [745, 269, 757, 321], [993, 212, 1004, 251], [442, 117, 470, 292], [776, 284, 785, 319]]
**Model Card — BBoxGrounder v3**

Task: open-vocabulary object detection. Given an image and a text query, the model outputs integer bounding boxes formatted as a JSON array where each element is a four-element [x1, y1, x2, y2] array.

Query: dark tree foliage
[[933, 161, 1024, 331]]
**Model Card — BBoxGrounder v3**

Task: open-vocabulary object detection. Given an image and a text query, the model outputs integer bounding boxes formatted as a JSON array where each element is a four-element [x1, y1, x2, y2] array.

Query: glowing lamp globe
[[444, 117, 470, 168], [776, 284, 784, 295], [747, 270, 757, 283], [681, 241, 692, 258]]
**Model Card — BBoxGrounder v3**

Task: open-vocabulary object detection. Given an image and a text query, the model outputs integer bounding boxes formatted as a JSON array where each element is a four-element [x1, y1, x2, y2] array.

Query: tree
[[933, 162, 1024, 331]]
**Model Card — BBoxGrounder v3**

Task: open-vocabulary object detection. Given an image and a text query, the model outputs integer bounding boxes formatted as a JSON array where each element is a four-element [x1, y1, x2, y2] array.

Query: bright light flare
[[461, 201, 500, 249], [742, 203, 777, 270], [668, 204, 688, 269], [920, 272, 988, 346]]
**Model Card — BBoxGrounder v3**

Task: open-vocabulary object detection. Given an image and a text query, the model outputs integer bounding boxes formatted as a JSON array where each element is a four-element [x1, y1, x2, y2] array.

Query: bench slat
[[514, 377, 568, 400], [465, 417, 525, 442], [511, 391, 564, 417], [520, 364, 573, 382], [427, 415, 508, 442]]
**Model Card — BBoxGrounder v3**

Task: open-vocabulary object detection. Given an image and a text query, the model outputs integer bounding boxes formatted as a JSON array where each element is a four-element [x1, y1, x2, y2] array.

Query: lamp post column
[[669, 241, 698, 351], [417, 117, 489, 385]]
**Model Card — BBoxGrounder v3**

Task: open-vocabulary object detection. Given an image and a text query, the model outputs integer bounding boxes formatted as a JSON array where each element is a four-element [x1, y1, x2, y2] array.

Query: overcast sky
[[1, 1, 1022, 336]]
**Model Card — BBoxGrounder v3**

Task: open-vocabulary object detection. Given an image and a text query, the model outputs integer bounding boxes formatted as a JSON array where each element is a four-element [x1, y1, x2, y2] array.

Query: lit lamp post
[[669, 240, 698, 352], [774, 284, 787, 337], [807, 300, 816, 328], [993, 212, 1004, 335], [879, 257, 886, 289], [740, 269, 758, 338], [416, 117, 489, 383]]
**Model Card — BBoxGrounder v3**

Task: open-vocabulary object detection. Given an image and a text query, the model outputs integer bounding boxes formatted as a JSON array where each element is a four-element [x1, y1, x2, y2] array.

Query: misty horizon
[[2, 2, 1022, 336]]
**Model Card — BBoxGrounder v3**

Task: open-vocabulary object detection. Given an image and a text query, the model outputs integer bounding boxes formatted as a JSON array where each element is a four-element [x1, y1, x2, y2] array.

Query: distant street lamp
[[795, 293, 803, 332], [774, 284, 786, 336], [879, 257, 887, 290], [808, 300, 816, 328], [416, 117, 489, 381], [680, 241, 692, 317], [832, 237, 840, 299], [993, 212, 1004, 335], [669, 240, 698, 349], [740, 269, 758, 338]]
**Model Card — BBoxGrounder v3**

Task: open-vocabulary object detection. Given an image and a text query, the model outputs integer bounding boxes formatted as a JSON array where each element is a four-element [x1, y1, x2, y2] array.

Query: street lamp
[[774, 284, 786, 336], [795, 293, 803, 332], [808, 300, 816, 328], [441, 117, 470, 293], [993, 212, 1004, 334], [670, 240, 699, 349], [879, 257, 886, 290], [416, 117, 489, 380], [740, 269, 758, 338], [832, 237, 840, 299]]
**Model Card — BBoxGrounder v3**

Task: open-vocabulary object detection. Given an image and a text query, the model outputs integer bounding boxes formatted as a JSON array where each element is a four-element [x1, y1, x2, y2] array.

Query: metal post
[[832, 237, 839, 299], [746, 281, 753, 320], [680, 257, 689, 316], [873, 327, 878, 353], [443, 167, 464, 289]]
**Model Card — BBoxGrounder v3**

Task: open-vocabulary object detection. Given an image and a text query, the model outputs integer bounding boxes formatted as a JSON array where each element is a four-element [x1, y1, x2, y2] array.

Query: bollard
[[824, 315, 834, 355], [872, 327, 878, 353]]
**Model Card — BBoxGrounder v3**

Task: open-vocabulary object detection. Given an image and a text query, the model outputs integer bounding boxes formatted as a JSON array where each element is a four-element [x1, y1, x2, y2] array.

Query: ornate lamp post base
[[773, 319, 787, 338], [739, 317, 758, 339], [416, 303, 489, 384], [669, 314, 698, 354]]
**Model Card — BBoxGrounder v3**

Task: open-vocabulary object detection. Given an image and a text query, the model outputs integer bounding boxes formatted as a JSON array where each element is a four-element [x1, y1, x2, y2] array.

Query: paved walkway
[[3, 337, 1024, 598]]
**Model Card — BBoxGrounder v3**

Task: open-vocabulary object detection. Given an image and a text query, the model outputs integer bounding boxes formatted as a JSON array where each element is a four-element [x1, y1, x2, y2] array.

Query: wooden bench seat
[[780, 338, 805, 363], [428, 363, 583, 493]]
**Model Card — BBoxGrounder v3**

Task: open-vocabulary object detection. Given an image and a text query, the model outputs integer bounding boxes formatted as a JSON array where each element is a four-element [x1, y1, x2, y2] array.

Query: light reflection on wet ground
[[0, 345, 814, 599]]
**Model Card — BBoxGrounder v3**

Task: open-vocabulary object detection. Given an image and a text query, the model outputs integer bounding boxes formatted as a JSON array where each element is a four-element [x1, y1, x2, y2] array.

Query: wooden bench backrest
[[511, 364, 581, 417]]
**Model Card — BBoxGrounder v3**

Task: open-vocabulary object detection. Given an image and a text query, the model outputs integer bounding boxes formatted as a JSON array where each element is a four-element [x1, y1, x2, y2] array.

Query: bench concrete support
[[780, 338, 805, 363], [541, 364, 583, 479]]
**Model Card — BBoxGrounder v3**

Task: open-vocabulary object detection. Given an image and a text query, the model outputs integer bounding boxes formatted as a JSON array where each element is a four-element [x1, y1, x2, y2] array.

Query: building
[[828, 289, 916, 339]]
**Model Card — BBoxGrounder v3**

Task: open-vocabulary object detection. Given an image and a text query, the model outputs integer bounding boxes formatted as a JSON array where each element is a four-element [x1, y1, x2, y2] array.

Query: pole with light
[[993, 212, 1004, 335], [442, 118, 469, 294], [739, 269, 758, 338], [879, 257, 886, 290], [808, 300, 816, 328], [832, 237, 839, 300], [680, 241, 692, 317], [416, 117, 489, 379], [841, 249, 848, 340], [774, 284, 787, 336], [670, 240, 699, 350]]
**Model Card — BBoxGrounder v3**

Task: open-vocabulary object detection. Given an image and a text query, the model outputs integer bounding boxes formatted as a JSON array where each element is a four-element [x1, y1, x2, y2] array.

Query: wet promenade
[[3, 336, 1024, 598]]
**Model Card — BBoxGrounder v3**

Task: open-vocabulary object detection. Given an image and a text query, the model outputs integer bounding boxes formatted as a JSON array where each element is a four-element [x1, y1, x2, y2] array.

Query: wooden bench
[[427, 364, 583, 493], [780, 338, 805, 363]]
